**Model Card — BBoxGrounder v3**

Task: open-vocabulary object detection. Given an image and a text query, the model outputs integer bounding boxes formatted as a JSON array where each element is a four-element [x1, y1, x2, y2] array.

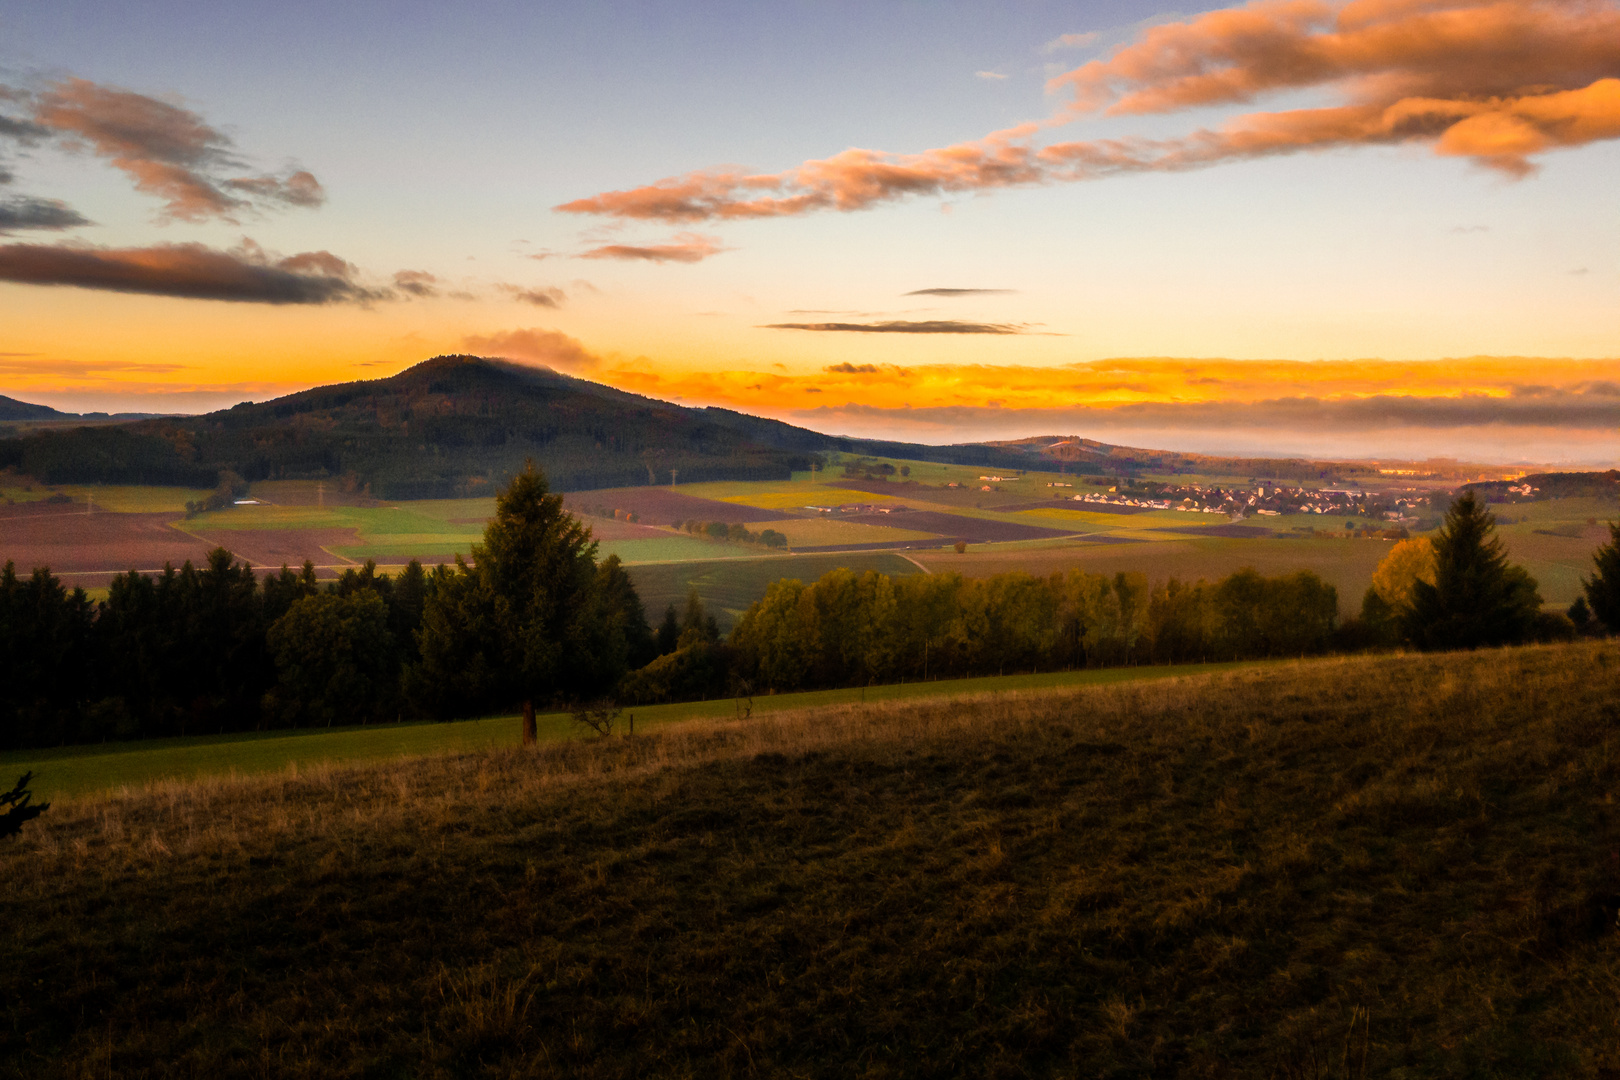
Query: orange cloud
[[597, 356, 1620, 417], [764, 320, 1026, 334], [28, 78, 325, 221], [577, 232, 728, 262], [560, 0, 1620, 220], [461, 327, 600, 372]]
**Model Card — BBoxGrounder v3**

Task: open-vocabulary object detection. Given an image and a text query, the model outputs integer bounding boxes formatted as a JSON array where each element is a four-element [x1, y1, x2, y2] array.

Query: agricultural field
[[2, 465, 1611, 615], [742, 516, 938, 548], [0, 508, 217, 578], [1, 482, 213, 513]]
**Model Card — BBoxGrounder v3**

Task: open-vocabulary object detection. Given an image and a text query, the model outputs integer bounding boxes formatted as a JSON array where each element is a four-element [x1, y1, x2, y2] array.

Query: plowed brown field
[[0, 512, 215, 577], [182, 528, 363, 570]]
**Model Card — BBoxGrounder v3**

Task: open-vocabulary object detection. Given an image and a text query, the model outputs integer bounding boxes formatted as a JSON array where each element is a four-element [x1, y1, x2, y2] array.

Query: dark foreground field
[[4, 642, 1620, 1078]]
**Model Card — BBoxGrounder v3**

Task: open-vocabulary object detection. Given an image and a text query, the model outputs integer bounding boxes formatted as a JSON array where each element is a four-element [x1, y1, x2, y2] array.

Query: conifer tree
[[656, 603, 680, 656], [1403, 491, 1542, 650], [1584, 520, 1620, 633], [410, 462, 635, 741]]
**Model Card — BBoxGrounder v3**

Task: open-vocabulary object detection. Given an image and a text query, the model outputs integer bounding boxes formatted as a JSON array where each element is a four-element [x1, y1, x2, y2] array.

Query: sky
[[0, 0, 1617, 465]]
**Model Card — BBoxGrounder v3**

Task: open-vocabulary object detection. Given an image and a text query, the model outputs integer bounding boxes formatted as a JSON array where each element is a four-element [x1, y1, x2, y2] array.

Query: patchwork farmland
[[1, 462, 1607, 624]]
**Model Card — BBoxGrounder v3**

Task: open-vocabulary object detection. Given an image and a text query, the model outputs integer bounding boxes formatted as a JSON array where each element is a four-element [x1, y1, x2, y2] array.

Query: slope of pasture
[[627, 551, 923, 629], [5, 641, 1617, 1076], [1494, 497, 1617, 605], [2, 662, 1250, 804]]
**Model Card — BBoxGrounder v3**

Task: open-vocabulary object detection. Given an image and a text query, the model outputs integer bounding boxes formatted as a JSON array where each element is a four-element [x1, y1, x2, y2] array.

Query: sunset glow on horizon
[[2, 0, 1616, 464]]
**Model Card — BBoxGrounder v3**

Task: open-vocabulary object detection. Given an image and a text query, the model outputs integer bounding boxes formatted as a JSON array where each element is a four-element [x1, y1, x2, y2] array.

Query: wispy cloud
[[461, 327, 600, 372], [0, 355, 191, 376], [8, 78, 325, 222], [559, 0, 1620, 222], [499, 283, 566, 307], [904, 287, 1015, 297], [0, 196, 90, 234], [393, 270, 439, 297], [0, 240, 386, 303], [762, 319, 1025, 334], [577, 232, 727, 263], [975, 71, 1010, 81], [1043, 31, 1101, 53]]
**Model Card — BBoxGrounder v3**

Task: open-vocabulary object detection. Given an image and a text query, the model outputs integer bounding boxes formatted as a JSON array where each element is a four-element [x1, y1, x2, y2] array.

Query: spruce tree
[[411, 462, 633, 741], [1584, 520, 1620, 633], [1403, 491, 1542, 650], [656, 604, 680, 656]]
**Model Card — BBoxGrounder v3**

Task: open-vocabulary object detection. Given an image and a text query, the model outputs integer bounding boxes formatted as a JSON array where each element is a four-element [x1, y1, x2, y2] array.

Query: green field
[[626, 549, 924, 626], [2, 482, 214, 512], [183, 502, 486, 536], [2, 661, 1256, 803]]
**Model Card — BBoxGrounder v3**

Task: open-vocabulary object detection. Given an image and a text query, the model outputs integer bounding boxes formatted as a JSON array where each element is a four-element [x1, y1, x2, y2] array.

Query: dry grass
[[4, 641, 1620, 1077]]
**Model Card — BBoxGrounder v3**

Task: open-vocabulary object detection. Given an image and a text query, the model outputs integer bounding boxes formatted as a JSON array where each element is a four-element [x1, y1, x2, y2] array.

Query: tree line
[[621, 564, 1341, 703], [0, 466, 658, 750], [3, 477, 1616, 749]]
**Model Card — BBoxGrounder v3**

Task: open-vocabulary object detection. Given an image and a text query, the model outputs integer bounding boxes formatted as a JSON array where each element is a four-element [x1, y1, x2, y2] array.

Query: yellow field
[[682, 482, 905, 509], [1013, 506, 1200, 531]]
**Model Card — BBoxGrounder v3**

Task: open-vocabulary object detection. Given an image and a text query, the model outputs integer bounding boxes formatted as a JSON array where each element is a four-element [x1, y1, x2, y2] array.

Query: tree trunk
[[522, 699, 536, 745]]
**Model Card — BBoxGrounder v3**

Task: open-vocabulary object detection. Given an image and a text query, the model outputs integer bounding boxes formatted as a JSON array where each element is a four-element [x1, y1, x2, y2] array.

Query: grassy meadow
[[1, 661, 1257, 804], [625, 550, 926, 627], [4, 639, 1619, 1077]]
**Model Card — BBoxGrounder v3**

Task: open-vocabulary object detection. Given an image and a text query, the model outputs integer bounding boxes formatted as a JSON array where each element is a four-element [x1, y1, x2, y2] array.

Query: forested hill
[[0, 394, 67, 422], [0, 356, 1082, 496], [0, 357, 818, 497]]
